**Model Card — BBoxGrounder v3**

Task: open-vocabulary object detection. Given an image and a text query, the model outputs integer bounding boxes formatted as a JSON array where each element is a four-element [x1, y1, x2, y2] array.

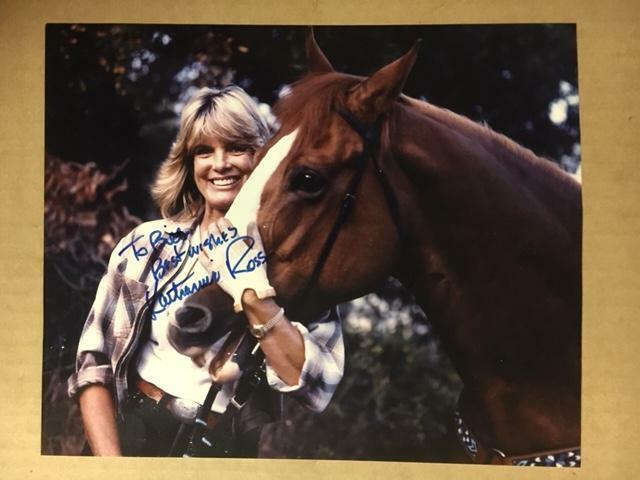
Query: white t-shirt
[[136, 226, 235, 413]]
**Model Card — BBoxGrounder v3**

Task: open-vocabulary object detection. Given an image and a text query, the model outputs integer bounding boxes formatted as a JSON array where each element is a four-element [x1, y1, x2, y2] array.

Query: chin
[[205, 195, 235, 214], [200, 181, 246, 218]]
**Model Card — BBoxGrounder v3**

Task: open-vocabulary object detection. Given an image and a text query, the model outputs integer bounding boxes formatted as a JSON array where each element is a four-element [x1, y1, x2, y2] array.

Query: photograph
[[43, 24, 581, 465]]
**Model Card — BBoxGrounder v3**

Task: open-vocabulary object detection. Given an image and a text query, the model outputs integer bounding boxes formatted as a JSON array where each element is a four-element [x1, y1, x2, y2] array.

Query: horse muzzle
[[169, 284, 242, 356]]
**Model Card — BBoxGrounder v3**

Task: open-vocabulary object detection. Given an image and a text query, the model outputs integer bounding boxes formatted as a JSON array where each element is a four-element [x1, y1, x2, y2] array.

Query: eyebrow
[[191, 144, 214, 154]]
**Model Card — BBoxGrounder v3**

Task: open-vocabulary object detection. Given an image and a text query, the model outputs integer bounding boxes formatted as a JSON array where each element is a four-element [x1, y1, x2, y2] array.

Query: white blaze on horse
[[175, 30, 581, 466]]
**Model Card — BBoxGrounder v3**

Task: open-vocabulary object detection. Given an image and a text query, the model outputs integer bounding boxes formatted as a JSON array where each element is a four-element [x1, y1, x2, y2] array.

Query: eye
[[289, 168, 327, 198], [227, 143, 254, 154], [192, 145, 213, 157]]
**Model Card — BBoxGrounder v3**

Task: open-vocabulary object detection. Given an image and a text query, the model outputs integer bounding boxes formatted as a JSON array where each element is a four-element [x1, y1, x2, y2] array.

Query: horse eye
[[289, 168, 327, 197]]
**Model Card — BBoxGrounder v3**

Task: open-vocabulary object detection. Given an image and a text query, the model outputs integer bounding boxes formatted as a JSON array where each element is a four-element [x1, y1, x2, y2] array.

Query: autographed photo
[[43, 24, 581, 464]]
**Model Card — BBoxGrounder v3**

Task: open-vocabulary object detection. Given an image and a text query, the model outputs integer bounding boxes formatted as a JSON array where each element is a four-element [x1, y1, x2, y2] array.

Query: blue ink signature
[[119, 226, 238, 259], [118, 226, 238, 284], [147, 270, 221, 319], [150, 245, 187, 283], [126, 224, 264, 319], [118, 227, 191, 261], [186, 226, 239, 259], [117, 234, 149, 261], [225, 236, 267, 279], [149, 228, 189, 251]]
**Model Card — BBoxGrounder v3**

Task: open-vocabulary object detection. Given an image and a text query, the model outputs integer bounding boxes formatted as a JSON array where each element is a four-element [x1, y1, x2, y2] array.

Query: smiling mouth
[[209, 176, 241, 187]]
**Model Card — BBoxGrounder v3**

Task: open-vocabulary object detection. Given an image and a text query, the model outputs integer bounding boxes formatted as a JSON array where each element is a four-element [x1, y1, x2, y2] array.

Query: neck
[[200, 205, 225, 232], [390, 101, 581, 453]]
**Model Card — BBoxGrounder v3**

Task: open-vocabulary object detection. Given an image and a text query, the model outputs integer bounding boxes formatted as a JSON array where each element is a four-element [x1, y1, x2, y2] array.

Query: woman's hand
[[204, 218, 276, 312], [241, 290, 305, 386], [202, 218, 305, 385]]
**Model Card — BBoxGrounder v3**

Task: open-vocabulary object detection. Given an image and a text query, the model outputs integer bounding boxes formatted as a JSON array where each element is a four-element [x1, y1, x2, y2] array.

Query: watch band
[[249, 307, 285, 339]]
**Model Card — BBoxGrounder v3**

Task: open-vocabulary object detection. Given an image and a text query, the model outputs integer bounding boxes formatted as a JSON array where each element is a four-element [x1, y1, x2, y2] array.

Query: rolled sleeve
[[66, 274, 118, 399], [265, 307, 344, 412], [67, 364, 113, 398], [67, 235, 130, 400]]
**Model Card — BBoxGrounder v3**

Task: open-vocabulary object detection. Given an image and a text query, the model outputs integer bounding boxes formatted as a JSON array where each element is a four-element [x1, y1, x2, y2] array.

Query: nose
[[212, 147, 230, 170]]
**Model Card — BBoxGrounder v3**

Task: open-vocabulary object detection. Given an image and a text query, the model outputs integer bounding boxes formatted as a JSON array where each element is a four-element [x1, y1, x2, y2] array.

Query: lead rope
[[169, 334, 265, 457], [187, 343, 265, 457]]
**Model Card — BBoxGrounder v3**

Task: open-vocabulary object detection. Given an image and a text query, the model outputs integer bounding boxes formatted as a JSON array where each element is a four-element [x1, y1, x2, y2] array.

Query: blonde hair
[[152, 85, 271, 219]]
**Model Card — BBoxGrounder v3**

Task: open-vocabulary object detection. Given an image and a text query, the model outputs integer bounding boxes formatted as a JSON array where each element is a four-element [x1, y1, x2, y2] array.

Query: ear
[[346, 39, 421, 122], [306, 27, 334, 74]]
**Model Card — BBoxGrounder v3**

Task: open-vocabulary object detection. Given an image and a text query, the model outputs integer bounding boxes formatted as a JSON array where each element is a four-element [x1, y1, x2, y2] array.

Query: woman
[[68, 85, 344, 457]]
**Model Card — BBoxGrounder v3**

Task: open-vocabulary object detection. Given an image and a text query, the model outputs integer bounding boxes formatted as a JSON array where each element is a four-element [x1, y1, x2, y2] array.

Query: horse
[[175, 30, 582, 466]]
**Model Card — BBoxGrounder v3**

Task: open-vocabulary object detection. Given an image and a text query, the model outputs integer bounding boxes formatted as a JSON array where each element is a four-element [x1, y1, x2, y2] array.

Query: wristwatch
[[249, 307, 285, 339]]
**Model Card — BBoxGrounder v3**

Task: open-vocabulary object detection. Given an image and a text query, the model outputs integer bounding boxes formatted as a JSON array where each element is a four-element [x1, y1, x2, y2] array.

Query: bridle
[[301, 108, 405, 300]]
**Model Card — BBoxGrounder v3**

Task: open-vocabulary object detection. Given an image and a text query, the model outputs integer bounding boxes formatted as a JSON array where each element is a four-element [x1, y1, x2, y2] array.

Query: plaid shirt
[[67, 218, 344, 413]]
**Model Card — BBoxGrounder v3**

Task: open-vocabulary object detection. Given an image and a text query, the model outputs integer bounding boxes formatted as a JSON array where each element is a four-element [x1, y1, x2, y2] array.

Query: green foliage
[[261, 283, 462, 460]]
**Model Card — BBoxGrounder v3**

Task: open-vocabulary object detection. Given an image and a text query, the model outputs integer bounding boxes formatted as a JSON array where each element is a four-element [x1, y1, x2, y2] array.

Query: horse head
[[254, 32, 423, 317]]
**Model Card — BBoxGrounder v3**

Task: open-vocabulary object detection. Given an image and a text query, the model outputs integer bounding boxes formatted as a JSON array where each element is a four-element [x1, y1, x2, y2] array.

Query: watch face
[[250, 326, 265, 338]]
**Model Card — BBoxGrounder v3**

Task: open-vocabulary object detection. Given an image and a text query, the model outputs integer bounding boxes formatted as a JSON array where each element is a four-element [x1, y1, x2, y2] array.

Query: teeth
[[210, 177, 239, 186]]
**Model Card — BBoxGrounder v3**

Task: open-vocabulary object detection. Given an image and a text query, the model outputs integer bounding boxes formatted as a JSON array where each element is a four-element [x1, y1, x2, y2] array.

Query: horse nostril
[[168, 306, 215, 357], [170, 288, 244, 357], [173, 305, 212, 332]]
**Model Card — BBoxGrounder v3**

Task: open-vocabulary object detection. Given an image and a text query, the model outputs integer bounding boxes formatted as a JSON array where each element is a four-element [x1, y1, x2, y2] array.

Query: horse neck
[[387, 100, 581, 451]]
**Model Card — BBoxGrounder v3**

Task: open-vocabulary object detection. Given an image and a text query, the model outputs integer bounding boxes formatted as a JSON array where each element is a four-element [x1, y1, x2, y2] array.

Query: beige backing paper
[[1, 0, 639, 478]]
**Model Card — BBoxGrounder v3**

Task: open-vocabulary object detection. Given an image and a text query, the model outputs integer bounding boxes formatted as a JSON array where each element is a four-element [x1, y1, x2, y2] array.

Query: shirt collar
[[162, 215, 199, 237]]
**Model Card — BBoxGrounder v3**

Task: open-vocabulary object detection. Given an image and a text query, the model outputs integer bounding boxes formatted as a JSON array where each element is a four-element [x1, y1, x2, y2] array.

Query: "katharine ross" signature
[[116, 226, 266, 318]]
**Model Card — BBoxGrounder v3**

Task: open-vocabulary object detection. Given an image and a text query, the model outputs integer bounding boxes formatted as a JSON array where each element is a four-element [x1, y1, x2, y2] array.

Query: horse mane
[[274, 72, 577, 191], [397, 95, 577, 186]]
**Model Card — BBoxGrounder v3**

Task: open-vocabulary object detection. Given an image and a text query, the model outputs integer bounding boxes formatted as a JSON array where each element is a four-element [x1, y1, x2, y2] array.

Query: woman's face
[[192, 135, 255, 219]]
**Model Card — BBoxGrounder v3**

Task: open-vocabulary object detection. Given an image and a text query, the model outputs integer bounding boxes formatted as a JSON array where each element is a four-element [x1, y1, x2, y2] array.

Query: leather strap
[[299, 108, 404, 302], [181, 338, 266, 457], [134, 377, 219, 428], [135, 376, 169, 403], [454, 411, 580, 467]]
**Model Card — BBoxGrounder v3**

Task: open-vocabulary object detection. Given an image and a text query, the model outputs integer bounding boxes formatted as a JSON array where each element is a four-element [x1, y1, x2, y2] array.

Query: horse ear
[[306, 27, 334, 74], [346, 39, 421, 122]]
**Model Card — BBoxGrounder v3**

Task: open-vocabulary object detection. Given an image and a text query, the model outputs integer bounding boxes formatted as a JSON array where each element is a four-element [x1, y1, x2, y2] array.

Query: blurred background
[[43, 24, 580, 459]]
